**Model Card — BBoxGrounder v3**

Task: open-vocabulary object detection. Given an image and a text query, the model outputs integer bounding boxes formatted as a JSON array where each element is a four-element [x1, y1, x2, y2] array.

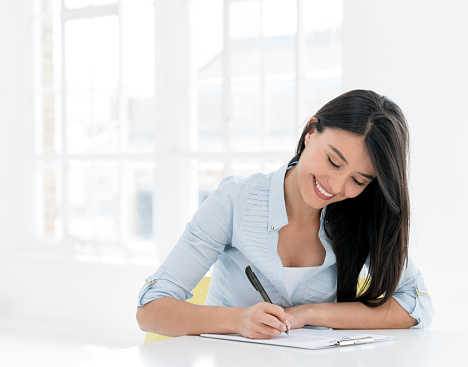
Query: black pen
[[245, 266, 289, 334]]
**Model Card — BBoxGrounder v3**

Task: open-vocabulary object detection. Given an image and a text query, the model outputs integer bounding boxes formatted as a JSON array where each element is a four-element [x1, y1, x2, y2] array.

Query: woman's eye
[[328, 157, 340, 168], [328, 156, 365, 187], [353, 178, 365, 187]]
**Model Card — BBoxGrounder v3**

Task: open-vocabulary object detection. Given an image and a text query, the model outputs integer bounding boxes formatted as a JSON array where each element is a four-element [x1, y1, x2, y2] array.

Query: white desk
[[82, 330, 467, 367]]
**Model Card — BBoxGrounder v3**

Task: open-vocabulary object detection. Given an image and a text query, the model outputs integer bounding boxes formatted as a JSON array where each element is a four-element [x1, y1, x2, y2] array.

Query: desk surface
[[82, 329, 467, 367]]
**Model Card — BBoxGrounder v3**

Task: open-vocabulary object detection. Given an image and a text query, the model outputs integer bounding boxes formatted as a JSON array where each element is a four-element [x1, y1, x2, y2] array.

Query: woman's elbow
[[136, 303, 157, 332]]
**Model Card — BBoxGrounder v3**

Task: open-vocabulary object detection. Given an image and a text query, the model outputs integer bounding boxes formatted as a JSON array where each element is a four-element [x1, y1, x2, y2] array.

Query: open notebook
[[201, 327, 396, 350]]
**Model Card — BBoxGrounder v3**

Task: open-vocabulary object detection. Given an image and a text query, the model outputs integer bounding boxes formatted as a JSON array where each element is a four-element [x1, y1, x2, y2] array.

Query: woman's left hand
[[283, 304, 314, 330]]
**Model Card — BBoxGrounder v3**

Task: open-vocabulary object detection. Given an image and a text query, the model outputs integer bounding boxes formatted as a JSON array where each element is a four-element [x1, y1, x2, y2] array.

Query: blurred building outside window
[[33, 0, 343, 262]]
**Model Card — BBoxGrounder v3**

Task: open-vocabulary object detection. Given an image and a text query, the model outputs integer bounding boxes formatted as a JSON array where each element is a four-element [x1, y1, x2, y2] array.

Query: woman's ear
[[304, 117, 318, 146], [307, 116, 318, 127], [304, 130, 313, 146]]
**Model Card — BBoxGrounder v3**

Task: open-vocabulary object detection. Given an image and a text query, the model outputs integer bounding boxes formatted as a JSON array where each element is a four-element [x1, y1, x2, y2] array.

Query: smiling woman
[[136, 90, 433, 339], [293, 128, 376, 205], [289, 90, 413, 308]]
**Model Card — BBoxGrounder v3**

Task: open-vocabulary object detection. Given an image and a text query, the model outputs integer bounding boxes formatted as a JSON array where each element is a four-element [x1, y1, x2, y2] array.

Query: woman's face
[[296, 127, 376, 210]]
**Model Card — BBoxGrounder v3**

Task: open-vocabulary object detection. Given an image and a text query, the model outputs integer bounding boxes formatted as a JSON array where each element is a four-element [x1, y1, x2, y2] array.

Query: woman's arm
[[286, 298, 417, 330], [286, 256, 433, 330], [136, 298, 292, 339]]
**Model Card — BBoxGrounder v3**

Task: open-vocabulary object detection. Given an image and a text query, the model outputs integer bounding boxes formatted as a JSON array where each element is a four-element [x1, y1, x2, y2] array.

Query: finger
[[261, 303, 287, 321], [261, 313, 288, 333], [248, 330, 276, 340], [257, 303, 290, 331], [255, 323, 283, 338], [284, 312, 294, 330]]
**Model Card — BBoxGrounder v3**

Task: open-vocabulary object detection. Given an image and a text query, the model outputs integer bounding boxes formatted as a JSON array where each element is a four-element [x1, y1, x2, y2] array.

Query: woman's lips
[[313, 176, 335, 200]]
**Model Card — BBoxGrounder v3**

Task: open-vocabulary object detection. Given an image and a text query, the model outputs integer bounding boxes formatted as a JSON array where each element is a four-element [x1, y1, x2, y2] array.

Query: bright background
[[0, 0, 467, 366]]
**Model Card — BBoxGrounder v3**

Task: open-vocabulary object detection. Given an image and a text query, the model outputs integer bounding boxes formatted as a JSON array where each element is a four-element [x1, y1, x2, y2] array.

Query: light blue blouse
[[138, 163, 434, 328]]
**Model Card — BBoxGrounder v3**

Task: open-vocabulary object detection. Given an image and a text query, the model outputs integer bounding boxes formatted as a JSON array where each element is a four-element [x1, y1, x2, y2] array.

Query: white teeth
[[315, 177, 333, 197]]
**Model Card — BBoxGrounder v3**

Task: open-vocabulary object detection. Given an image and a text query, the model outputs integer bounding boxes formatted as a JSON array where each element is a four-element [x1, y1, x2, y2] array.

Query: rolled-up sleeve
[[137, 177, 234, 307], [392, 256, 434, 329]]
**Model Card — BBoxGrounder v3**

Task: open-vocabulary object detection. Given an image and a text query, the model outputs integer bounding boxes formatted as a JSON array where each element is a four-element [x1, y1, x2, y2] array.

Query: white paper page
[[201, 328, 396, 350]]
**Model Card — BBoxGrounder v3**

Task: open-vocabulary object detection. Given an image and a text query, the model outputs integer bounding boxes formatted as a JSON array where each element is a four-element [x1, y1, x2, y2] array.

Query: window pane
[[124, 164, 154, 242], [198, 162, 224, 206], [92, 16, 119, 89], [122, 3, 155, 90], [94, 167, 119, 241], [65, 16, 119, 90], [263, 0, 296, 77], [67, 162, 119, 242], [66, 91, 92, 153], [303, 0, 343, 32], [262, 0, 297, 37], [66, 90, 119, 153], [68, 164, 93, 240], [65, 0, 91, 8], [65, 0, 117, 9], [264, 80, 296, 151], [94, 90, 119, 153], [305, 78, 342, 117], [190, 0, 223, 81], [230, 82, 262, 151], [65, 19, 93, 89], [127, 91, 156, 153], [197, 84, 223, 151], [92, 0, 118, 5], [230, 0, 261, 78]]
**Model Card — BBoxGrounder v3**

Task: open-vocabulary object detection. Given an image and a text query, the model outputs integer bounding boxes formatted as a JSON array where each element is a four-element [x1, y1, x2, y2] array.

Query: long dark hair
[[291, 90, 410, 307]]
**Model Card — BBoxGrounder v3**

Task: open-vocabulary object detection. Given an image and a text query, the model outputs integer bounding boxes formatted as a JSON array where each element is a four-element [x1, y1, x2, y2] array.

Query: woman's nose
[[328, 175, 347, 195]]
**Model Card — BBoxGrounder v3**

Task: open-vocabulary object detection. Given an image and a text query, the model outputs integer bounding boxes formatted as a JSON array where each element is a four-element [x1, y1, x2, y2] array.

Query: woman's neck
[[284, 165, 322, 226]]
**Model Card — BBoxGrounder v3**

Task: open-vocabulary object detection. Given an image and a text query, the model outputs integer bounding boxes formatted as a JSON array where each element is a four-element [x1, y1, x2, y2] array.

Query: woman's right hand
[[236, 302, 293, 339]]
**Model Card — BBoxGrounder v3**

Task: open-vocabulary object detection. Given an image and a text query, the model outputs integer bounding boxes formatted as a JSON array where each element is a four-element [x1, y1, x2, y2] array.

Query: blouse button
[[271, 226, 275, 230]]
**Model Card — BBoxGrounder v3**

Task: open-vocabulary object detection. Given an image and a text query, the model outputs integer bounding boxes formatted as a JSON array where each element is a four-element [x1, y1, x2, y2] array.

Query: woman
[[136, 90, 434, 339]]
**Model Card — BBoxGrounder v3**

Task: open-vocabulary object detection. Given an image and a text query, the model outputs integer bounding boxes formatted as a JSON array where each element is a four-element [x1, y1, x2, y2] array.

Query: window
[[33, 0, 342, 261], [190, 0, 342, 205]]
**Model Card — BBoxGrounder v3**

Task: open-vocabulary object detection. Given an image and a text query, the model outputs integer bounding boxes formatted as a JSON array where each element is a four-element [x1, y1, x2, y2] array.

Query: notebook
[[201, 327, 396, 350]]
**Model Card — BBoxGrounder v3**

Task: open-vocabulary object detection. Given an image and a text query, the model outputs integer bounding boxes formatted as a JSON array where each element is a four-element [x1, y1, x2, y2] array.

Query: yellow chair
[[357, 277, 370, 296], [144, 276, 370, 343], [144, 277, 212, 344]]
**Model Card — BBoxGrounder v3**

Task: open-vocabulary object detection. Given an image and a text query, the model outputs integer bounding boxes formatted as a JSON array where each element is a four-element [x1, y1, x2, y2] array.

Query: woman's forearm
[[299, 298, 417, 329], [136, 297, 241, 337], [137, 298, 293, 339]]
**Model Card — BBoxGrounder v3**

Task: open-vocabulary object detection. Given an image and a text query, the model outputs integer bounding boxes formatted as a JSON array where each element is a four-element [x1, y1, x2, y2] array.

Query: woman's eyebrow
[[328, 144, 376, 180], [328, 144, 348, 164]]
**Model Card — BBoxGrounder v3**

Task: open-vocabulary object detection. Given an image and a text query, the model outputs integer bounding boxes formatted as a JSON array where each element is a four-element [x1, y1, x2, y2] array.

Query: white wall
[[343, 0, 468, 332]]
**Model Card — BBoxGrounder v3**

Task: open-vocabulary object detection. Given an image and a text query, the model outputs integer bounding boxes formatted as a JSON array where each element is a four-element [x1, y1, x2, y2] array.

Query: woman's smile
[[313, 176, 336, 200]]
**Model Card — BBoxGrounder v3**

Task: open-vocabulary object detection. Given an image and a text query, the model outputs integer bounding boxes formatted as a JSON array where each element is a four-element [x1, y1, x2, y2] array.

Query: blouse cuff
[[137, 269, 193, 307], [392, 276, 434, 329]]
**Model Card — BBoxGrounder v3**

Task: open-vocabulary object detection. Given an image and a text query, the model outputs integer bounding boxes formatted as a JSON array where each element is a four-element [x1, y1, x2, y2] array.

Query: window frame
[[30, 0, 343, 262]]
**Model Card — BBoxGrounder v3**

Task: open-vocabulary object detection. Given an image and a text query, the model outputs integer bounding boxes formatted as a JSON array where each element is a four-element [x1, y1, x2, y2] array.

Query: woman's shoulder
[[218, 170, 275, 193], [210, 164, 287, 207]]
